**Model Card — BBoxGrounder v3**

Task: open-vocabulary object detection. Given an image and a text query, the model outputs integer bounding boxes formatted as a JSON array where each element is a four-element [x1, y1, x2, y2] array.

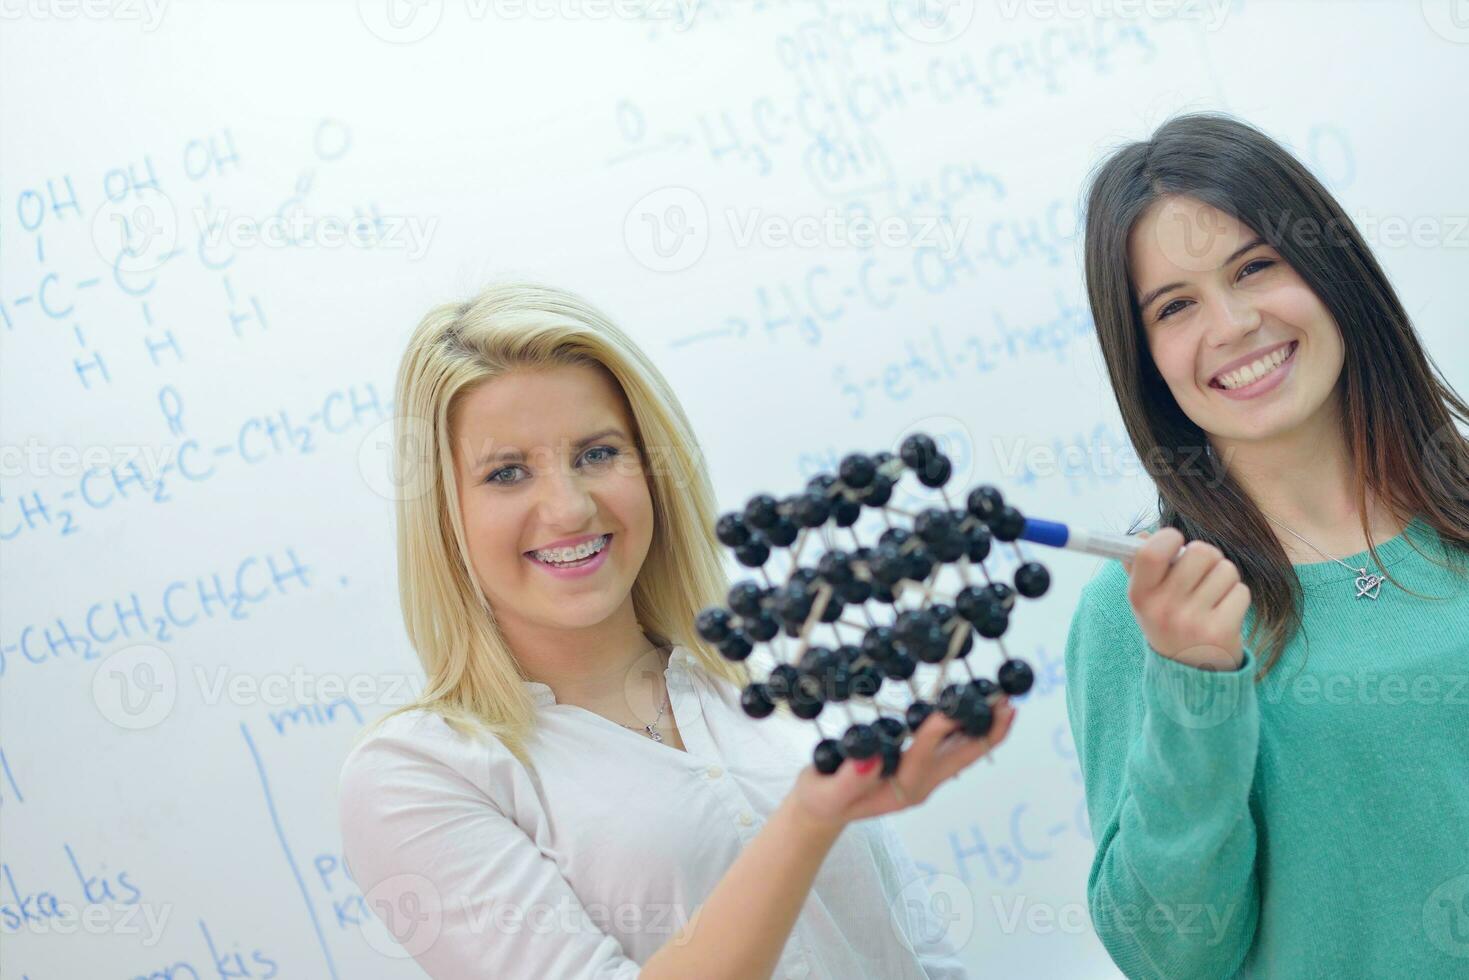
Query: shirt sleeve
[[1062, 566, 1262, 980], [338, 723, 643, 980]]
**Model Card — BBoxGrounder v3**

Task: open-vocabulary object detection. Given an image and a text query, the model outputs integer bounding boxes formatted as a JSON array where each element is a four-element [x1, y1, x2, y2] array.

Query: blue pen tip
[[1020, 518, 1070, 548]]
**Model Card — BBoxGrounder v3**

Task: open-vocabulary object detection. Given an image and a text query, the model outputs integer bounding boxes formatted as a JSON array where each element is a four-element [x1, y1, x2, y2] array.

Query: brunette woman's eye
[[1240, 258, 1274, 278], [1157, 299, 1189, 321]]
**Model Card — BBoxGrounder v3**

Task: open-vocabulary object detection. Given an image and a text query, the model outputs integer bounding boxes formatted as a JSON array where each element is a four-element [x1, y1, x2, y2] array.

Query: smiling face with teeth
[[450, 362, 654, 643], [1129, 195, 1346, 448]]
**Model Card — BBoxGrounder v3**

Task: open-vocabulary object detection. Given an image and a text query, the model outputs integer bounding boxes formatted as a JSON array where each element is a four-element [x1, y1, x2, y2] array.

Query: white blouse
[[337, 644, 970, 979]]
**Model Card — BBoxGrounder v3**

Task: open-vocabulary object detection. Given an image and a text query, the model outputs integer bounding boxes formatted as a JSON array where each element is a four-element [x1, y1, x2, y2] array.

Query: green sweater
[[1063, 515, 1469, 978]]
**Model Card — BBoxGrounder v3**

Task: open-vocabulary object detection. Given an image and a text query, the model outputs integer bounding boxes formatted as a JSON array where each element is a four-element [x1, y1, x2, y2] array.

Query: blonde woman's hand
[[788, 698, 1016, 831], [1121, 528, 1250, 671]]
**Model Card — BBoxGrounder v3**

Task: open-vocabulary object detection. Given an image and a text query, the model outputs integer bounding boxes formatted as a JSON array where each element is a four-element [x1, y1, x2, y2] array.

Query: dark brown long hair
[[1081, 111, 1469, 676]]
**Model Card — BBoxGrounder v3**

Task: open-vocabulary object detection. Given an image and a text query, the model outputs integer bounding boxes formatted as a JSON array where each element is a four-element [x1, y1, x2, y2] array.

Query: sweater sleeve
[[1062, 563, 1262, 980]]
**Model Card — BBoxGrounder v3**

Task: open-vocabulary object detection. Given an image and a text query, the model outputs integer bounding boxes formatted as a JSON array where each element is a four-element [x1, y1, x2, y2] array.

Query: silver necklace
[[618, 684, 670, 742], [1263, 513, 1386, 600]]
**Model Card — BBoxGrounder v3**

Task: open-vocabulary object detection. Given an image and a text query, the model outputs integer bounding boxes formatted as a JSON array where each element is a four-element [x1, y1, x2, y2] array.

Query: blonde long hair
[[361, 282, 746, 767]]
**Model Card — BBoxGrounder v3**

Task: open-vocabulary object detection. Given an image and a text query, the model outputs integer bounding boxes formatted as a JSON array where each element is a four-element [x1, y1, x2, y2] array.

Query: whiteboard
[[3, 1, 1466, 976]]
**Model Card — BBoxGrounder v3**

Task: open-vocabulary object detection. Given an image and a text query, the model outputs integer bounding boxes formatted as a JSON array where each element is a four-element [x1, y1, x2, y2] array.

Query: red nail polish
[[855, 758, 878, 774]]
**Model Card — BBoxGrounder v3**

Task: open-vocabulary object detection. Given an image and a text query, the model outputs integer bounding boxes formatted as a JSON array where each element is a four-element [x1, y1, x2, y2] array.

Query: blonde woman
[[337, 282, 1016, 979]]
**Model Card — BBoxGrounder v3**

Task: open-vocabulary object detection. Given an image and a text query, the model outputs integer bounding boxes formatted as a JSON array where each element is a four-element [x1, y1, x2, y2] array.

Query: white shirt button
[[786, 954, 811, 978], [738, 811, 754, 827], [706, 765, 723, 779]]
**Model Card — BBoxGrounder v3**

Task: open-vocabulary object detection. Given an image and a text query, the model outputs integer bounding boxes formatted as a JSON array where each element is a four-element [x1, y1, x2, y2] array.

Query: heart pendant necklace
[[1264, 513, 1387, 600]]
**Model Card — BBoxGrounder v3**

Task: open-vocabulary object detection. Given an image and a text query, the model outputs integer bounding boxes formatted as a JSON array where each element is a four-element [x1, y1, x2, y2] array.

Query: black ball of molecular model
[[696, 433, 1051, 780]]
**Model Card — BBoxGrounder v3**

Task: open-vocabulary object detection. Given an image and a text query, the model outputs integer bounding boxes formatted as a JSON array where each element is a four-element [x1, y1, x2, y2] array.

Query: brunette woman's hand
[[787, 698, 1016, 831], [1121, 529, 1250, 671]]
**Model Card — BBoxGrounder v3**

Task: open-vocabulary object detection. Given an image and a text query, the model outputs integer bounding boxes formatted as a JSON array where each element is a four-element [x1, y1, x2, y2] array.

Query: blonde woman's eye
[[582, 445, 620, 466], [484, 466, 523, 485]]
